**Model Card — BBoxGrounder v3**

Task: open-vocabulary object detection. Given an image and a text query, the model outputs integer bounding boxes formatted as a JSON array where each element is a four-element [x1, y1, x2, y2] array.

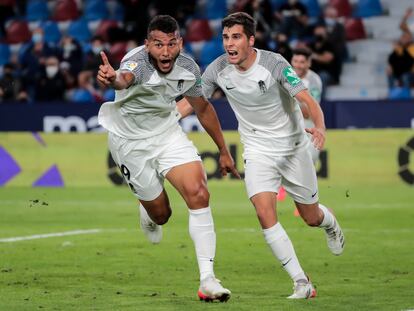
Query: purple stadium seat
[[52, 0, 80, 21], [6, 20, 31, 44], [185, 19, 213, 42], [95, 20, 120, 42], [329, 0, 352, 17], [345, 18, 366, 41]]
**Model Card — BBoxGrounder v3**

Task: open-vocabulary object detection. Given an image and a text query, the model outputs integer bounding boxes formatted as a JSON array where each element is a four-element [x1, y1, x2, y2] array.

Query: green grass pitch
[[1, 130, 413, 310]]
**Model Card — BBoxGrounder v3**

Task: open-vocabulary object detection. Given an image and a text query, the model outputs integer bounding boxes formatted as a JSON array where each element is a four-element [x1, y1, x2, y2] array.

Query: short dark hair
[[222, 12, 256, 38], [147, 15, 180, 37], [292, 47, 312, 59]]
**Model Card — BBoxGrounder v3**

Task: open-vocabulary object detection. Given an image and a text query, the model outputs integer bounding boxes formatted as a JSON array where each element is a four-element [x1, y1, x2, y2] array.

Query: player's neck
[[236, 48, 257, 72]]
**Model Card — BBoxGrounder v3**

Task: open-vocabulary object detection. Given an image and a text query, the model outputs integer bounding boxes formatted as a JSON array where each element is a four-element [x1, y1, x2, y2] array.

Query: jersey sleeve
[[272, 55, 306, 97], [201, 63, 219, 99], [183, 62, 203, 97], [119, 59, 143, 84]]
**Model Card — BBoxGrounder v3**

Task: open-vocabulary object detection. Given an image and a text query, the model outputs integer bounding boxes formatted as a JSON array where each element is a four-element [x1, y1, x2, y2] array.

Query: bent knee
[[151, 208, 172, 225], [184, 183, 210, 206]]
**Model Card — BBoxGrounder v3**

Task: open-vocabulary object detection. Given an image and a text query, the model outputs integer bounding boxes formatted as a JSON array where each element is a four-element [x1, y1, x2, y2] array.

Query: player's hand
[[219, 150, 241, 179], [305, 127, 325, 150], [97, 52, 116, 86]]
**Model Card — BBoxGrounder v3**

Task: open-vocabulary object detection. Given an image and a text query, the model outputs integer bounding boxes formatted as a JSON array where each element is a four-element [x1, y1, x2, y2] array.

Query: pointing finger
[[100, 51, 110, 66]]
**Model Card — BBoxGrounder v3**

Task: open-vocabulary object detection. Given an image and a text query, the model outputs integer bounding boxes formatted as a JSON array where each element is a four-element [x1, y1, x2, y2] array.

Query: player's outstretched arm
[[186, 95, 240, 179], [176, 97, 194, 119], [97, 52, 135, 90], [295, 89, 326, 150]]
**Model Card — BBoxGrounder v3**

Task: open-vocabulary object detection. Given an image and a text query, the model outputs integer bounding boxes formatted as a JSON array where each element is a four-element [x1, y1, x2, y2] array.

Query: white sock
[[263, 222, 306, 282], [189, 207, 216, 281], [139, 204, 155, 224], [318, 203, 335, 229]]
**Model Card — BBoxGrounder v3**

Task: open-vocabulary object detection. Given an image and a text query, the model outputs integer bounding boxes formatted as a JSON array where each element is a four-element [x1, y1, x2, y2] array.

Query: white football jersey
[[298, 69, 322, 129], [98, 46, 203, 139], [202, 49, 308, 156]]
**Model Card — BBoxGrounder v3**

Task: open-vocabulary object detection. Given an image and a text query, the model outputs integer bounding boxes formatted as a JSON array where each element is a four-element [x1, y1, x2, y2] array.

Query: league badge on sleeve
[[121, 61, 138, 72], [283, 66, 301, 86]]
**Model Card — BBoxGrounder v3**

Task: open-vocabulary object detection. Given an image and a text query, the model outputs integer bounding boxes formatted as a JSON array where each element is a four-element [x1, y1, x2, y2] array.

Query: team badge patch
[[283, 66, 301, 86], [121, 61, 138, 71], [258, 80, 267, 94], [177, 79, 184, 91]]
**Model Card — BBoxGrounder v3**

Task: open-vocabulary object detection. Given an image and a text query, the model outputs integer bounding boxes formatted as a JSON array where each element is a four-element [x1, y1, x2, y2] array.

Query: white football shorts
[[108, 124, 201, 201], [244, 147, 319, 204]]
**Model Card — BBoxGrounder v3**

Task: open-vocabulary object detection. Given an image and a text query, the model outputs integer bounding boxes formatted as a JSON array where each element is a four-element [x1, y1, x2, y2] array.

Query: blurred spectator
[[0, 63, 28, 102], [61, 35, 84, 78], [233, 0, 273, 50], [34, 56, 66, 102], [322, 5, 347, 74], [387, 32, 414, 89], [273, 32, 293, 61], [275, 0, 308, 39], [400, 7, 414, 36], [0, 0, 15, 38], [83, 36, 111, 74], [19, 26, 61, 98], [69, 70, 103, 104], [309, 24, 337, 86]]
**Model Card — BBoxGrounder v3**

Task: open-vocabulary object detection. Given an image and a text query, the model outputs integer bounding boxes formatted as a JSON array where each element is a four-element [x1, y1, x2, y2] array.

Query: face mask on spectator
[[325, 18, 336, 26], [32, 33, 43, 43], [46, 66, 59, 78], [92, 45, 103, 55]]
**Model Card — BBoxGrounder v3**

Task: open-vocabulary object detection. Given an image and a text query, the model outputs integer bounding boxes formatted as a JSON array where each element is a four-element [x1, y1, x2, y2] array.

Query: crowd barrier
[[0, 99, 413, 132]]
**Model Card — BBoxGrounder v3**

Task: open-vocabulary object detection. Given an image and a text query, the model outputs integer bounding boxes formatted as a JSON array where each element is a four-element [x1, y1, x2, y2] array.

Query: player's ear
[[178, 37, 183, 50], [144, 39, 149, 51], [249, 35, 255, 47]]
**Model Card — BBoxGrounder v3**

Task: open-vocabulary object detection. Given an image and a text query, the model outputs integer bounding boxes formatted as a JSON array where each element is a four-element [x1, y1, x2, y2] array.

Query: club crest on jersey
[[283, 66, 301, 86], [258, 80, 267, 94], [177, 79, 184, 91]]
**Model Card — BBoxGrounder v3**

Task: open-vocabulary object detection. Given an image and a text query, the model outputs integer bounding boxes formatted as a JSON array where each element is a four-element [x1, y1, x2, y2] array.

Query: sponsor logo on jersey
[[283, 66, 301, 86]]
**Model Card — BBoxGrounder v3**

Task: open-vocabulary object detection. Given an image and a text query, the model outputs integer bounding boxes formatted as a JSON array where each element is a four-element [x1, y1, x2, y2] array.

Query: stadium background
[[0, 0, 413, 310]]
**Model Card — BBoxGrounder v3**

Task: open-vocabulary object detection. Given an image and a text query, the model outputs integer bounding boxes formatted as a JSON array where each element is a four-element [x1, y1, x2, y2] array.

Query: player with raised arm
[[97, 15, 239, 302], [180, 12, 345, 299], [291, 47, 323, 163]]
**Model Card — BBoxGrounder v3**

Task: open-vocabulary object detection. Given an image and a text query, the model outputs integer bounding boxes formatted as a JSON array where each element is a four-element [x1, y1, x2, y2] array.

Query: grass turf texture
[[1, 130, 413, 310]]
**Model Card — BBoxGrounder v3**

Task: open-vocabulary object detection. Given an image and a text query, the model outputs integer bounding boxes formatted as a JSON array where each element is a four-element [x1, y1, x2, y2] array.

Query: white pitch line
[[0, 229, 103, 243]]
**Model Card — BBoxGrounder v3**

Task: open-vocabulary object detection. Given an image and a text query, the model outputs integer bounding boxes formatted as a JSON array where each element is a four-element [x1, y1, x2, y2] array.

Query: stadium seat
[[354, 0, 383, 18], [344, 18, 367, 41], [388, 87, 412, 100], [204, 0, 227, 19], [107, 0, 125, 21], [103, 88, 115, 101], [52, 0, 80, 21], [299, 0, 321, 17], [0, 44, 11, 66], [185, 19, 213, 42], [95, 20, 120, 42], [84, 0, 109, 21], [5, 20, 31, 44], [269, 0, 288, 10], [41, 21, 61, 44], [329, 0, 352, 17], [26, 0, 49, 21], [199, 38, 225, 69], [71, 89, 95, 103], [67, 19, 92, 43]]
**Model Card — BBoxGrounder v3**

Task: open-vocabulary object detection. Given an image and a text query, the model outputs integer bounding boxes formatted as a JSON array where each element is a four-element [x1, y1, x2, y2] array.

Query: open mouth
[[159, 59, 172, 70], [228, 50, 238, 57]]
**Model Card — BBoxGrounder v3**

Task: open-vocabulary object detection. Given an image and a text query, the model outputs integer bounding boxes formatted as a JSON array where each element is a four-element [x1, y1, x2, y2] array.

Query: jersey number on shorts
[[120, 164, 137, 194]]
